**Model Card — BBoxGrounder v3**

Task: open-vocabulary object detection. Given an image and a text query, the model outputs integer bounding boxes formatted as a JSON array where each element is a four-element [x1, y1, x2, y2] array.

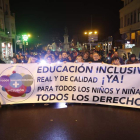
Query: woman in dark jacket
[[126, 54, 139, 64]]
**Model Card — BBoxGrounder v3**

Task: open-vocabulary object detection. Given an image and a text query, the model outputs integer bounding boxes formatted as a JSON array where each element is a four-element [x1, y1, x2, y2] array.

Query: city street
[[0, 103, 140, 140]]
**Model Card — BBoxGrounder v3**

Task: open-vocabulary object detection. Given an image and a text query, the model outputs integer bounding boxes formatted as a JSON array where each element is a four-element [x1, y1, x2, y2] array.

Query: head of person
[[90, 53, 93, 59], [86, 51, 89, 56], [47, 56, 52, 64], [12, 57, 17, 64], [62, 52, 68, 59], [93, 53, 100, 61], [76, 55, 83, 63], [83, 52, 88, 59], [109, 50, 112, 54], [51, 54, 55, 62], [34, 55, 40, 62], [20, 55, 25, 61], [68, 55, 72, 61], [30, 52, 33, 56], [28, 57, 37, 63], [25, 55, 29, 61], [19, 53, 22, 56], [58, 54, 62, 60], [25, 52, 28, 56], [16, 54, 20, 59], [129, 54, 137, 62], [39, 54, 44, 60], [112, 57, 120, 65], [47, 50, 51, 54], [114, 52, 119, 57], [55, 51, 58, 56]]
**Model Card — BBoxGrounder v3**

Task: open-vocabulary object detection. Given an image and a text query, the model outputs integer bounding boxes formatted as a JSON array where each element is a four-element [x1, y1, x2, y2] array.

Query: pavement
[[0, 103, 140, 140]]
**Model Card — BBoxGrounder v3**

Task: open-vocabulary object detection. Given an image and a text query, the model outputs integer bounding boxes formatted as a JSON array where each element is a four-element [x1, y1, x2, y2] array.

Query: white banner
[[0, 63, 140, 108]]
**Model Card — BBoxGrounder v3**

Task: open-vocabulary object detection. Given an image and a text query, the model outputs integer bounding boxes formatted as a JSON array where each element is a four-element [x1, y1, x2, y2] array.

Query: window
[[120, 17, 123, 28], [125, 0, 128, 6], [127, 14, 130, 26], [131, 12, 133, 24], [11, 23, 15, 34], [5, 4, 8, 14], [138, 8, 140, 22], [0, 0, 2, 9], [124, 15, 127, 27], [134, 10, 136, 23], [0, 19, 4, 30]]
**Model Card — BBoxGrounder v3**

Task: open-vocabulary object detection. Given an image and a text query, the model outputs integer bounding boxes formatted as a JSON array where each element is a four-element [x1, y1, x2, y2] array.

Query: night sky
[[10, 0, 124, 44]]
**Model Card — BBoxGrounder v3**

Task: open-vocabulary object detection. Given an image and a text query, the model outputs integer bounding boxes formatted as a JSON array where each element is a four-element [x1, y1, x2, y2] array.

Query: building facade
[[0, 0, 16, 60], [120, 0, 140, 52]]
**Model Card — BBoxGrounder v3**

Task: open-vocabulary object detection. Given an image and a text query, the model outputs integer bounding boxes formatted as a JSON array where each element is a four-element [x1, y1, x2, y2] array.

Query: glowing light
[[40, 60, 47, 64], [8, 43, 10, 47], [2, 43, 5, 47], [28, 34, 31, 37], [22, 35, 28, 41], [57, 61, 60, 64], [94, 31, 97, 34], [84, 32, 87, 35], [89, 32, 92, 35]]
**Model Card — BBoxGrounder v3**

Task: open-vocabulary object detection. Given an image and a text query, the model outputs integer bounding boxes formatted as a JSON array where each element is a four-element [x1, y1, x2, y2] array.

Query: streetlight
[[28, 34, 31, 37], [84, 32, 87, 35], [89, 32, 92, 35], [94, 31, 97, 34], [22, 34, 31, 53]]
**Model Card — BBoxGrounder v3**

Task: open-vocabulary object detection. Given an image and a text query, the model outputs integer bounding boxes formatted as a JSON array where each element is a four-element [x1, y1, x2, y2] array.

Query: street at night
[[0, 0, 140, 140], [1, 104, 140, 140]]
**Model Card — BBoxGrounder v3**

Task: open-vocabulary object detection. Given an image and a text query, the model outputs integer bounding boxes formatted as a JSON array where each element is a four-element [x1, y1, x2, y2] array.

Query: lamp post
[[22, 34, 31, 53], [84, 31, 98, 50]]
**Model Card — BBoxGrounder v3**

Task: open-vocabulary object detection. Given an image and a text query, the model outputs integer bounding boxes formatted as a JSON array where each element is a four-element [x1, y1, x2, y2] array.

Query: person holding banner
[[75, 55, 84, 63], [126, 54, 139, 64], [111, 52, 124, 65], [11, 57, 17, 64], [111, 57, 121, 65], [61, 52, 69, 62], [28, 56, 38, 63], [92, 52, 102, 63], [46, 56, 52, 64]]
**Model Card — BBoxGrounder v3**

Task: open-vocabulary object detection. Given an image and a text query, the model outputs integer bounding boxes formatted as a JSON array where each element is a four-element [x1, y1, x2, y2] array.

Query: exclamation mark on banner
[[121, 75, 124, 83]]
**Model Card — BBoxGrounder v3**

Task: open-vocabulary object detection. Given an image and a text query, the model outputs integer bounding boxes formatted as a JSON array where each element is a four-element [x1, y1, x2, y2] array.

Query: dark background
[[9, 0, 124, 44]]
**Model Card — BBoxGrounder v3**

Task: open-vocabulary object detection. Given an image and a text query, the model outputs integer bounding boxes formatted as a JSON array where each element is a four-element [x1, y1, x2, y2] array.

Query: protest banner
[[0, 63, 140, 108]]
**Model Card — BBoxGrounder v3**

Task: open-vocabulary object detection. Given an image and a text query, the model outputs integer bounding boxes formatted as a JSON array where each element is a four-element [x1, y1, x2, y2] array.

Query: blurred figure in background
[[58, 53, 62, 61], [11, 57, 17, 64], [75, 55, 84, 63], [51, 54, 56, 63], [46, 56, 52, 64], [61, 52, 69, 62], [16, 54, 21, 63], [90, 53, 93, 61], [92, 53, 102, 63], [54, 51, 59, 60], [111, 57, 120, 65], [20, 55, 26, 63], [68, 55, 73, 62], [83, 52, 90, 62], [126, 54, 139, 64], [112, 52, 124, 65], [28, 57, 38, 63], [44, 50, 52, 59]]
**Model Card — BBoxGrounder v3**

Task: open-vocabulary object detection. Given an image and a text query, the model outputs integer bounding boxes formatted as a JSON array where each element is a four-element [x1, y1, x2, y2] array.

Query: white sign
[[125, 43, 135, 48], [0, 63, 140, 109]]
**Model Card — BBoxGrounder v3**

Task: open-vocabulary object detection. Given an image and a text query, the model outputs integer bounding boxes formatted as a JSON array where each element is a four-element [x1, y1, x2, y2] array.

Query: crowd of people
[[3, 49, 140, 65]]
